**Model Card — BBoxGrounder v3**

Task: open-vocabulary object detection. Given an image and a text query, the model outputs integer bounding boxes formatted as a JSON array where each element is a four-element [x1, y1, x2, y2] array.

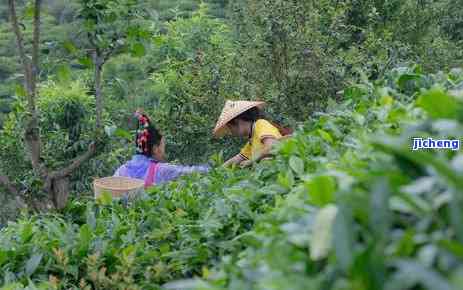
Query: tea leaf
[[385, 260, 452, 290], [25, 253, 43, 277], [306, 175, 336, 206], [416, 86, 459, 119], [96, 191, 113, 205], [289, 156, 304, 176], [310, 204, 338, 261], [333, 205, 354, 272], [0, 250, 7, 267]]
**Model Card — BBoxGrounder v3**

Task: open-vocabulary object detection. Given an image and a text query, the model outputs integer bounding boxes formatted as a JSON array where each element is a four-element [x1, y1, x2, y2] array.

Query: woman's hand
[[223, 154, 246, 168], [239, 160, 253, 168]]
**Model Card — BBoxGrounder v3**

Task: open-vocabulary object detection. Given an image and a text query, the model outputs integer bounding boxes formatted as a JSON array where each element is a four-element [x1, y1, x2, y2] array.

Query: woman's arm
[[223, 154, 246, 167], [240, 137, 277, 167], [157, 163, 210, 183], [258, 137, 278, 160]]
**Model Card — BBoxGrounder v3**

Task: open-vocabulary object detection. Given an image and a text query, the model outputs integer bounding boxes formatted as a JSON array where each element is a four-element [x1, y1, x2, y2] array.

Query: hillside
[[1, 0, 463, 289]]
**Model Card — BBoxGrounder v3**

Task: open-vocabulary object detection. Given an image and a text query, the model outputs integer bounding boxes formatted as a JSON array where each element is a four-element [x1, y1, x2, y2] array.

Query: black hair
[[229, 107, 263, 124], [134, 113, 163, 157], [228, 107, 294, 136], [147, 125, 163, 147]]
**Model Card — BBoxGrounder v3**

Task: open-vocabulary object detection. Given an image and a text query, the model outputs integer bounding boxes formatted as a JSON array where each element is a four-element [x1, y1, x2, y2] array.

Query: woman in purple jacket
[[114, 111, 209, 187]]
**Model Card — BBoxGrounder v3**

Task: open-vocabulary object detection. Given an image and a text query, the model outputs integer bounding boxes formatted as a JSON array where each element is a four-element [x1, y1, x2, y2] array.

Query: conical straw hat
[[213, 100, 266, 137]]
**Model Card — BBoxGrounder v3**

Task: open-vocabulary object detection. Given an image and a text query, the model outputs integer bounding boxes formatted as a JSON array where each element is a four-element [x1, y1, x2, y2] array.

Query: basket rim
[[93, 176, 145, 191]]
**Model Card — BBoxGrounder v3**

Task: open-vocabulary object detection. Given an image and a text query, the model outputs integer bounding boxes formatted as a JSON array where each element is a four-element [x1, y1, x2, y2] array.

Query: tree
[[76, 0, 151, 128], [1, 0, 101, 210]]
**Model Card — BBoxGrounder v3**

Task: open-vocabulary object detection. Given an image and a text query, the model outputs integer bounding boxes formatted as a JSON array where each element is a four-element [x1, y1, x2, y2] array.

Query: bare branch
[[49, 142, 97, 180], [31, 0, 42, 96], [8, 0, 32, 98], [93, 51, 103, 129]]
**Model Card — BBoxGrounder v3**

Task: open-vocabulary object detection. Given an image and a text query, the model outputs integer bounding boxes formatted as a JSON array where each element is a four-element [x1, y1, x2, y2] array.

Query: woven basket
[[93, 176, 145, 199]]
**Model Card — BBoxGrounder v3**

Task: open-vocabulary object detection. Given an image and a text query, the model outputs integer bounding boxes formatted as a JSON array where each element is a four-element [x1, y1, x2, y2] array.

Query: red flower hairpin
[[135, 110, 152, 154]]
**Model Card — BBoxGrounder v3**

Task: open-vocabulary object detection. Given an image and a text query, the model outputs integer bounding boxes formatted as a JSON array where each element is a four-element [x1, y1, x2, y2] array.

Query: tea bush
[[1, 68, 463, 290], [195, 68, 463, 290]]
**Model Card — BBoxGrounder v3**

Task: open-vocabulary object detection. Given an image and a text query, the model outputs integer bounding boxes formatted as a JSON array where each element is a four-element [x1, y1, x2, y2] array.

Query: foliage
[[2, 0, 463, 287], [100, 4, 243, 164], [194, 67, 463, 290], [0, 78, 121, 220], [1, 69, 463, 290], [0, 160, 278, 288], [77, 0, 151, 55], [38, 80, 94, 150], [228, 0, 339, 120], [226, 0, 463, 125], [441, 0, 463, 42], [146, 5, 241, 163]]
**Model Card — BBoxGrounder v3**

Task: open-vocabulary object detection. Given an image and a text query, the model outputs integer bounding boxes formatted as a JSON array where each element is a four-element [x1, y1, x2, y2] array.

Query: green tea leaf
[[20, 223, 33, 243], [23, 4, 35, 19], [289, 156, 304, 176], [78, 224, 92, 256], [449, 190, 463, 244], [306, 175, 336, 206], [373, 138, 463, 189], [131, 43, 146, 57], [78, 57, 93, 68], [318, 129, 334, 144], [438, 240, 463, 259], [56, 64, 71, 83], [310, 204, 338, 261], [395, 230, 416, 257], [15, 84, 27, 97], [450, 267, 463, 289], [416, 86, 459, 119], [63, 41, 78, 54], [25, 253, 43, 277], [380, 95, 394, 106], [385, 260, 452, 290], [0, 283, 25, 290], [344, 85, 368, 99], [0, 250, 7, 267], [370, 178, 391, 239], [277, 170, 294, 190], [96, 191, 113, 205], [333, 205, 354, 272], [397, 73, 422, 90], [114, 128, 132, 140], [153, 36, 165, 46]]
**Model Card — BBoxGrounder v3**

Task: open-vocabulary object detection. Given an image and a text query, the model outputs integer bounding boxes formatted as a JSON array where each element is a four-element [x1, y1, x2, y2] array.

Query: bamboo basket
[[93, 176, 145, 200]]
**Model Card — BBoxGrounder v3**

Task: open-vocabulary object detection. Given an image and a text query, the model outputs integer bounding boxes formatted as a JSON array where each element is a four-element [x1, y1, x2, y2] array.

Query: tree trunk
[[9, 0, 43, 176], [7, 0, 102, 212], [51, 177, 70, 209], [94, 51, 103, 129]]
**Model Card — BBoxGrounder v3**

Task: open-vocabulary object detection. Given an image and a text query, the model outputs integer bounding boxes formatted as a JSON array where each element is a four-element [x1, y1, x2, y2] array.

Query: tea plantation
[[1, 68, 463, 290]]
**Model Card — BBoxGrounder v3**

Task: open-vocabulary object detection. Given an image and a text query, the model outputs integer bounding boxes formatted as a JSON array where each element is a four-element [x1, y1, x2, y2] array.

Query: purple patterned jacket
[[114, 154, 210, 186]]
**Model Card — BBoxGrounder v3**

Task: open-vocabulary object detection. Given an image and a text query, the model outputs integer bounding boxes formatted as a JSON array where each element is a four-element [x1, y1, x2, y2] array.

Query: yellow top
[[240, 119, 282, 160]]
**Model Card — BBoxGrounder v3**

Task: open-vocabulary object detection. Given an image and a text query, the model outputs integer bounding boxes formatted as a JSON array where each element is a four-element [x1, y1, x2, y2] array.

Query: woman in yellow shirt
[[213, 100, 291, 167]]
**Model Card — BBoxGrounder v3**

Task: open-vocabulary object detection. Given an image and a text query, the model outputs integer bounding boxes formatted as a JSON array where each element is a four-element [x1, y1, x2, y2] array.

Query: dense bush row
[[196, 68, 463, 290], [1, 68, 462, 289], [1, 0, 463, 220]]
